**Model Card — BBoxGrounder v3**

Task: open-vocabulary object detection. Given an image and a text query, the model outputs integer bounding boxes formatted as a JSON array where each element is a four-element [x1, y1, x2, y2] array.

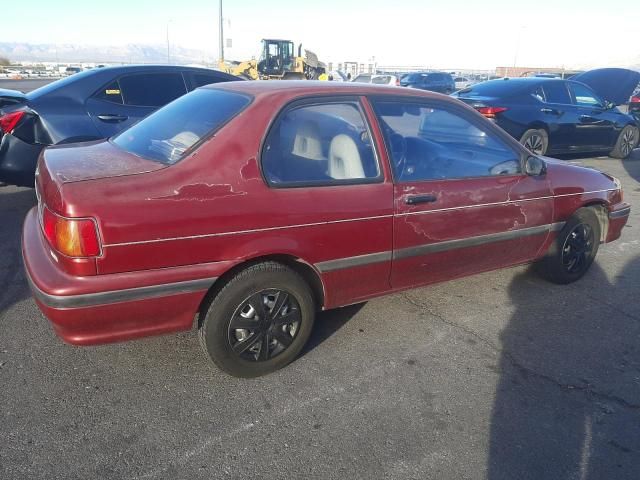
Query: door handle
[[540, 108, 561, 115], [97, 114, 128, 122], [580, 114, 594, 121], [405, 194, 437, 205]]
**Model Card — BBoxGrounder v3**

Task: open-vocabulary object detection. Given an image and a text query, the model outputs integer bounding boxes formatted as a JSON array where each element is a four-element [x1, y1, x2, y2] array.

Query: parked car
[[23, 81, 630, 377], [451, 68, 640, 158], [371, 74, 400, 86], [453, 76, 474, 90], [0, 65, 240, 186], [400, 71, 455, 94], [328, 70, 349, 82], [352, 73, 374, 83], [629, 86, 640, 117]]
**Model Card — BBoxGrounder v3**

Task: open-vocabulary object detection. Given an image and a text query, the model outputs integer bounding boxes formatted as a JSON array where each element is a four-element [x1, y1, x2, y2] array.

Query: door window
[[119, 73, 187, 107], [261, 101, 380, 186], [94, 80, 123, 104], [190, 73, 227, 89], [569, 83, 603, 107], [542, 81, 571, 104], [372, 101, 521, 182]]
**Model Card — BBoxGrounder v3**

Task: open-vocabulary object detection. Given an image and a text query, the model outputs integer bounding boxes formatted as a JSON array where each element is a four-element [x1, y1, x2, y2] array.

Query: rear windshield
[[112, 88, 251, 164], [453, 79, 533, 97]]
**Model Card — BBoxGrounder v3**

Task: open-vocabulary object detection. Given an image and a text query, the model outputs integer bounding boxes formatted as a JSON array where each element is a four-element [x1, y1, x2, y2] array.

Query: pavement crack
[[400, 292, 640, 411]]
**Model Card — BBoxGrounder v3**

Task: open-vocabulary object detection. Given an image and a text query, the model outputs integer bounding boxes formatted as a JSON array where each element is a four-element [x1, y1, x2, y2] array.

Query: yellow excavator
[[218, 39, 326, 80]]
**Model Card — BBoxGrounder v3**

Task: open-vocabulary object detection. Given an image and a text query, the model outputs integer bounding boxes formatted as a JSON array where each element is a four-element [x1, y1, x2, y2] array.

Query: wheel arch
[[580, 201, 609, 243], [197, 254, 326, 326]]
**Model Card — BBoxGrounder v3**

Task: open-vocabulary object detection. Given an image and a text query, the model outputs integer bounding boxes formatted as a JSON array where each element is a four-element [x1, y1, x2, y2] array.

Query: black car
[[0, 65, 240, 186], [452, 68, 640, 159], [400, 72, 455, 94]]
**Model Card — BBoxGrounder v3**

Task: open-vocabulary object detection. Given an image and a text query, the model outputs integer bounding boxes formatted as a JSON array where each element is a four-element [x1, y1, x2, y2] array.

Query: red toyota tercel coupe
[[22, 81, 630, 377]]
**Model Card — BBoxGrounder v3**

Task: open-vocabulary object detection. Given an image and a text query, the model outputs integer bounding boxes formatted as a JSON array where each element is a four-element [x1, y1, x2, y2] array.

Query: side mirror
[[525, 156, 546, 176]]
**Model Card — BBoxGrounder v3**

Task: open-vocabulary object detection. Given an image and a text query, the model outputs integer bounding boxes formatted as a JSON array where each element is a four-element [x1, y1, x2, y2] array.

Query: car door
[[260, 97, 394, 306], [85, 72, 188, 137], [540, 80, 579, 152], [568, 81, 616, 150], [368, 97, 554, 290]]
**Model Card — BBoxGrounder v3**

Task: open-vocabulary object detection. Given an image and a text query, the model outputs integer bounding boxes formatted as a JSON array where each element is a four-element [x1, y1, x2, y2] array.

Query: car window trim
[[258, 95, 385, 189], [367, 94, 528, 184]]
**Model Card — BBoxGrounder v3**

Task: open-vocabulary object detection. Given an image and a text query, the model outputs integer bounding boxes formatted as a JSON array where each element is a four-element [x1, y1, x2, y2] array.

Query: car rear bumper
[[22, 207, 223, 345], [0, 132, 43, 187], [606, 204, 631, 242]]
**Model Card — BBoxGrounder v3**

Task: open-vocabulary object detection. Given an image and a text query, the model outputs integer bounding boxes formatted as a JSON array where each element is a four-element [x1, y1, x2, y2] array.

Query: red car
[[23, 81, 631, 377]]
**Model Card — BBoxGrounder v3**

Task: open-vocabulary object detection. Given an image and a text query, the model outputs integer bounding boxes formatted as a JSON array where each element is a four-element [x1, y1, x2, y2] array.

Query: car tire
[[536, 207, 600, 284], [609, 125, 639, 159], [520, 129, 549, 156], [198, 262, 315, 377]]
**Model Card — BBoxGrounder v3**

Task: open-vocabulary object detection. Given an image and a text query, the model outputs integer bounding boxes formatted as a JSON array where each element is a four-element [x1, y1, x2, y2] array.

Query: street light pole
[[219, 0, 224, 62], [166, 21, 171, 64]]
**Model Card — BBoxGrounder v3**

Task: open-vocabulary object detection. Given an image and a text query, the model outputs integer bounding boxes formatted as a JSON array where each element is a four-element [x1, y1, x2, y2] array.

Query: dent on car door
[[369, 98, 554, 290], [259, 97, 394, 307], [85, 72, 188, 137]]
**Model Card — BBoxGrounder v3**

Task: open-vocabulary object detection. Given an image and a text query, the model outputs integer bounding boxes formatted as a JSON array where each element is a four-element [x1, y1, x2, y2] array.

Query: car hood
[[572, 68, 640, 105]]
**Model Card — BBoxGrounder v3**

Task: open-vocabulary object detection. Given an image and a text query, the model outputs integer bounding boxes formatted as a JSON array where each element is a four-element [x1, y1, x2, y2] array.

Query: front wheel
[[609, 125, 638, 159], [536, 208, 600, 284], [520, 129, 548, 156], [198, 262, 315, 377]]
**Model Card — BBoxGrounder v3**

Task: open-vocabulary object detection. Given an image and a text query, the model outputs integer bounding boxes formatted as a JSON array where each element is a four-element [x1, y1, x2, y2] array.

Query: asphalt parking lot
[[0, 150, 638, 480]]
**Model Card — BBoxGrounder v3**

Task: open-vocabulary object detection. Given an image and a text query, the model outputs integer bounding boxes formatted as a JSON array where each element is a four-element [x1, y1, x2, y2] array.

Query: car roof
[[201, 80, 452, 101]]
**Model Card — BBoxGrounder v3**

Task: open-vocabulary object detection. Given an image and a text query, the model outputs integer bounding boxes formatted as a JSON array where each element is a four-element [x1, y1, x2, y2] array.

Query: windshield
[[112, 88, 251, 164]]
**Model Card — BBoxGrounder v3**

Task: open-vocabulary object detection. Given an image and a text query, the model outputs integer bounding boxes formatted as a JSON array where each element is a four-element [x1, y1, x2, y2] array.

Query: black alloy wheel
[[228, 289, 301, 362], [561, 223, 594, 275]]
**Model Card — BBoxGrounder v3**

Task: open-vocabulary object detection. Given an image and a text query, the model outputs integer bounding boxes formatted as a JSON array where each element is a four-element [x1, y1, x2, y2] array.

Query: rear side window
[[569, 83, 602, 107], [94, 80, 123, 104], [119, 73, 187, 107], [261, 101, 380, 186], [112, 89, 251, 164], [542, 81, 571, 104], [190, 73, 227, 88]]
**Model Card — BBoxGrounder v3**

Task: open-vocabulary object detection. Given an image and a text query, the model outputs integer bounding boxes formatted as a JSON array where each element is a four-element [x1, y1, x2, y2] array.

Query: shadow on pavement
[[301, 302, 365, 357], [0, 187, 36, 315], [488, 258, 640, 479], [621, 149, 640, 183]]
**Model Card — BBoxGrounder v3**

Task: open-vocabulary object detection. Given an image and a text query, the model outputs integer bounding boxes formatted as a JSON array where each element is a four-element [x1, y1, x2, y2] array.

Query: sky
[[1, 0, 638, 70]]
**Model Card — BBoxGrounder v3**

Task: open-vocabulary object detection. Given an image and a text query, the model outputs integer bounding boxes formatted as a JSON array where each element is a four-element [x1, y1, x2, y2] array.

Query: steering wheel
[[388, 132, 407, 176]]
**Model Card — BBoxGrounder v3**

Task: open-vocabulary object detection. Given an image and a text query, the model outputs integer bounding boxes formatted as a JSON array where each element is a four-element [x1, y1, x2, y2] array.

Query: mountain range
[[0, 42, 216, 65]]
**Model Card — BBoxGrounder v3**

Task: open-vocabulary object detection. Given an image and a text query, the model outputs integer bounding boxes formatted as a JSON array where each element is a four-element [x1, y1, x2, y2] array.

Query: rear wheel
[[536, 208, 600, 284], [609, 125, 638, 159], [198, 262, 315, 377], [520, 129, 548, 156]]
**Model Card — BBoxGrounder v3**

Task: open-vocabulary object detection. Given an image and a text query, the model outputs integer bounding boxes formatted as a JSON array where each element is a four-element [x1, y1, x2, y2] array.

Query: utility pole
[[219, 0, 224, 62], [166, 21, 171, 64]]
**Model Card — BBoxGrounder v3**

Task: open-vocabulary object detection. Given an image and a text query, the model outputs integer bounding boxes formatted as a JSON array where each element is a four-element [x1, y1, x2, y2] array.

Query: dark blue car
[[0, 65, 240, 186], [451, 68, 640, 158], [400, 72, 455, 94]]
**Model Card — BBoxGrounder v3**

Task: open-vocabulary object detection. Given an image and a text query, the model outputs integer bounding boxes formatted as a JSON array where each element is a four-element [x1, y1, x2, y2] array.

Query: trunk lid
[[572, 68, 640, 105], [0, 88, 27, 109], [40, 139, 166, 187]]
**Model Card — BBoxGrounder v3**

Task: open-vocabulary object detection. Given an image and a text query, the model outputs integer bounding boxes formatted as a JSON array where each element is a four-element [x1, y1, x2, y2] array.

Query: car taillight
[[395, 78, 400, 86], [631, 96, 640, 103], [41, 206, 101, 257], [0, 111, 25, 134], [476, 106, 508, 119]]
